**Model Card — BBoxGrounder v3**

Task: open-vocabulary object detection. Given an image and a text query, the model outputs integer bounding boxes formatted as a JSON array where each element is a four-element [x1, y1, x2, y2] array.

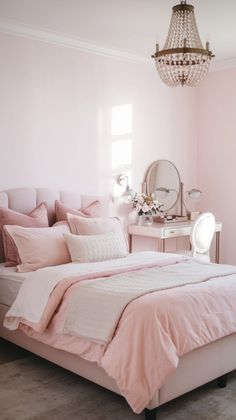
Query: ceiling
[[0, 0, 236, 63]]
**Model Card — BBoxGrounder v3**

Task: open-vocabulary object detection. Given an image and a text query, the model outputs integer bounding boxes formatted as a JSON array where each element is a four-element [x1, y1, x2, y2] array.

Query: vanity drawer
[[163, 227, 189, 238]]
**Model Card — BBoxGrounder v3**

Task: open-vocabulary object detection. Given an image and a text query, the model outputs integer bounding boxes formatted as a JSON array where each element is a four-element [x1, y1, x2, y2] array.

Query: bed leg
[[144, 408, 157, 420], [217, 374, 228, 388]]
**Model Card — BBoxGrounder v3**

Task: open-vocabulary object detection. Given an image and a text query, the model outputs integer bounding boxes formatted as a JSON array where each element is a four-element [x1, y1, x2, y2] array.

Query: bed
[[0, 187, 236, 420]]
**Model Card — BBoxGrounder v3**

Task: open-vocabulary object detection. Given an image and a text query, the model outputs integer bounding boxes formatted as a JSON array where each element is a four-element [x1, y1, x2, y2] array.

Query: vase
[[141, 213, 153, 226]]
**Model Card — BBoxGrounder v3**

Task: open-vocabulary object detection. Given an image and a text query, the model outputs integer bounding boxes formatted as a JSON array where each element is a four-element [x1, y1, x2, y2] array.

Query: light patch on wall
[[112, 139, 132, 170], [111, 104, 133, 200], [111, 104, 133, 136]]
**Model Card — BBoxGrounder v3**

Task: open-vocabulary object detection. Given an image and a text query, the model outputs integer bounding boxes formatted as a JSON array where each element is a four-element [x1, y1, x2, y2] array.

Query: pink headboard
[[0, 187, 109, 262]]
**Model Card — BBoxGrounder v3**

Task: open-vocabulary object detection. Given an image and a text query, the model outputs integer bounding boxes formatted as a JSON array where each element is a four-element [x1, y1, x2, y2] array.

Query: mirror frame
[[145, 159, 181, 212]]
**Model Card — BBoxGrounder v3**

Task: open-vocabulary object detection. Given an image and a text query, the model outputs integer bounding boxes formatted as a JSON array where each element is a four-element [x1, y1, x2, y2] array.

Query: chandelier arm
[[152, 47, 214, 59], [151, 47, 215, 59]]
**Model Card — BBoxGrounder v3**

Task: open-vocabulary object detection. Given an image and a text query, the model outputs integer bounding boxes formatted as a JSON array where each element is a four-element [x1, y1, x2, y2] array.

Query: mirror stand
[[143, 160, 191, 224], [153, 182, 189, 223]]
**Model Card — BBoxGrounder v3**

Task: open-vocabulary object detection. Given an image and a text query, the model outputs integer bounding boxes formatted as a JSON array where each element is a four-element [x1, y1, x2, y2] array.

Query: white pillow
[[64, 231, 128, 263]]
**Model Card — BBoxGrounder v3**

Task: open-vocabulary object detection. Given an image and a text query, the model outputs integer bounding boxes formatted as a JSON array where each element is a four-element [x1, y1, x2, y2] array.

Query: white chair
[[178, 212, 216, 262]]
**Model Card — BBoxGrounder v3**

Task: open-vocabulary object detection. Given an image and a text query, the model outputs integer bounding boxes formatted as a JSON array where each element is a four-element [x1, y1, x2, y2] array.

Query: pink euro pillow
[[55, 200, 101, 222], [0, 202, 49, 267], [4, 223, 71, 272]]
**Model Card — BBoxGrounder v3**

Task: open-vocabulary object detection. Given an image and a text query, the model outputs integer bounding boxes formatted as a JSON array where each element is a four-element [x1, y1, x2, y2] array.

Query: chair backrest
[[190, 212, 216, 258]]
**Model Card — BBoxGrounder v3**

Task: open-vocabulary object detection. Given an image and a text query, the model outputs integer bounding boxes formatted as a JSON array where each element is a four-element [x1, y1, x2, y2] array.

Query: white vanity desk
[[128, 220, 223, 263]]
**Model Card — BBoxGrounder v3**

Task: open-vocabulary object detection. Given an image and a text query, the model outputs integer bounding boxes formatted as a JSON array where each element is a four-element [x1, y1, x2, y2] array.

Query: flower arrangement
[[130, 192, 163, 216]]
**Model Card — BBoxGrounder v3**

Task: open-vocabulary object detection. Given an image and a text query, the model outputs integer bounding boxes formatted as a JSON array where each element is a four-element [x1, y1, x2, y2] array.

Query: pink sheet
[[7, 260, 236, 413]]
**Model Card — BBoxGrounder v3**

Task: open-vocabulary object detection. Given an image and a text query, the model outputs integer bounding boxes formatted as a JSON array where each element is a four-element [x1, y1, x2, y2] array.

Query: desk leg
[[155, 239, 165, 252], [162, 239, 166, 253], [215, 232, 220, 264], [129, 234, 132, 253]]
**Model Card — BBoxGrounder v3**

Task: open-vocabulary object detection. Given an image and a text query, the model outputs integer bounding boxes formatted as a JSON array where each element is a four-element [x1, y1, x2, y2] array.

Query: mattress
[[0, 263, 26, 306]]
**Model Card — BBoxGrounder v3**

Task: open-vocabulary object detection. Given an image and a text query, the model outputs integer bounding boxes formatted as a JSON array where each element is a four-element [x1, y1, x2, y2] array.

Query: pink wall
[[0, 33, 197, 195], [197, 67, 236, 264], [0, 32, 198, 251]]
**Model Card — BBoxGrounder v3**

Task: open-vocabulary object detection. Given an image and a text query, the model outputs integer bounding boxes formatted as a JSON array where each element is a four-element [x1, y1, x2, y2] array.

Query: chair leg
[[217, 374, 228, 388], [144, 408, 157, 420]]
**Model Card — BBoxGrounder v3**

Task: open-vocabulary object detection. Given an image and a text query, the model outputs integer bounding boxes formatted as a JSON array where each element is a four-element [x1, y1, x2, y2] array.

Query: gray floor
[[0, 337, 30, 365], [0, 338, 236, 420]]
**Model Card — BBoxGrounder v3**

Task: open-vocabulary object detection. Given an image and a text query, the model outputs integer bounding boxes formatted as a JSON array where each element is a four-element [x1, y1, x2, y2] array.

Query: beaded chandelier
[[152, 1, 214, 87]]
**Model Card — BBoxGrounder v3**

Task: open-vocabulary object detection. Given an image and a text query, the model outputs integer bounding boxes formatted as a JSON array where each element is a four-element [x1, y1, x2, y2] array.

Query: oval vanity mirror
[[145, 160, 181, 212]]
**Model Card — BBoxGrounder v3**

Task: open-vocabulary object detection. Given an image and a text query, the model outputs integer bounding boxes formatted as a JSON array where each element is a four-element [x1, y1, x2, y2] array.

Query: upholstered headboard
[[0, 188, 109, 262]]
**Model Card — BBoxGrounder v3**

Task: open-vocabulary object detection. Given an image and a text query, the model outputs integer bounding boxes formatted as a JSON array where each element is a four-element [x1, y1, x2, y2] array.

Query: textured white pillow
[[64, 231, 128, 263]]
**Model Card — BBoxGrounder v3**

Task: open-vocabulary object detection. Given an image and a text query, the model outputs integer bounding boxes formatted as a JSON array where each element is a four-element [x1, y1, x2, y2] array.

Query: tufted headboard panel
[[0, 188, 109, 262]]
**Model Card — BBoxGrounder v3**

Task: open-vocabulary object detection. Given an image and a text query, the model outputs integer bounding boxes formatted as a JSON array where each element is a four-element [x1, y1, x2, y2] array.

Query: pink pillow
[[4, 223, 71, 272], [67, 214, 129, 255], [55, 200, 101, 222], [0, 203, 49, 267]]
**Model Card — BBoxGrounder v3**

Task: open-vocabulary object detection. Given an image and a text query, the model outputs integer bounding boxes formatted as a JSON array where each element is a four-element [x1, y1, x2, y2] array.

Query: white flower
[[142, 204, 150, 213], [138, 196, 144, 205]]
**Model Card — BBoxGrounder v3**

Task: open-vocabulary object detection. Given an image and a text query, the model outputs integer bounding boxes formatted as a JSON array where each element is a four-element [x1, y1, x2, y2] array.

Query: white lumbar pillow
[[64, 231, 128, 263]]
